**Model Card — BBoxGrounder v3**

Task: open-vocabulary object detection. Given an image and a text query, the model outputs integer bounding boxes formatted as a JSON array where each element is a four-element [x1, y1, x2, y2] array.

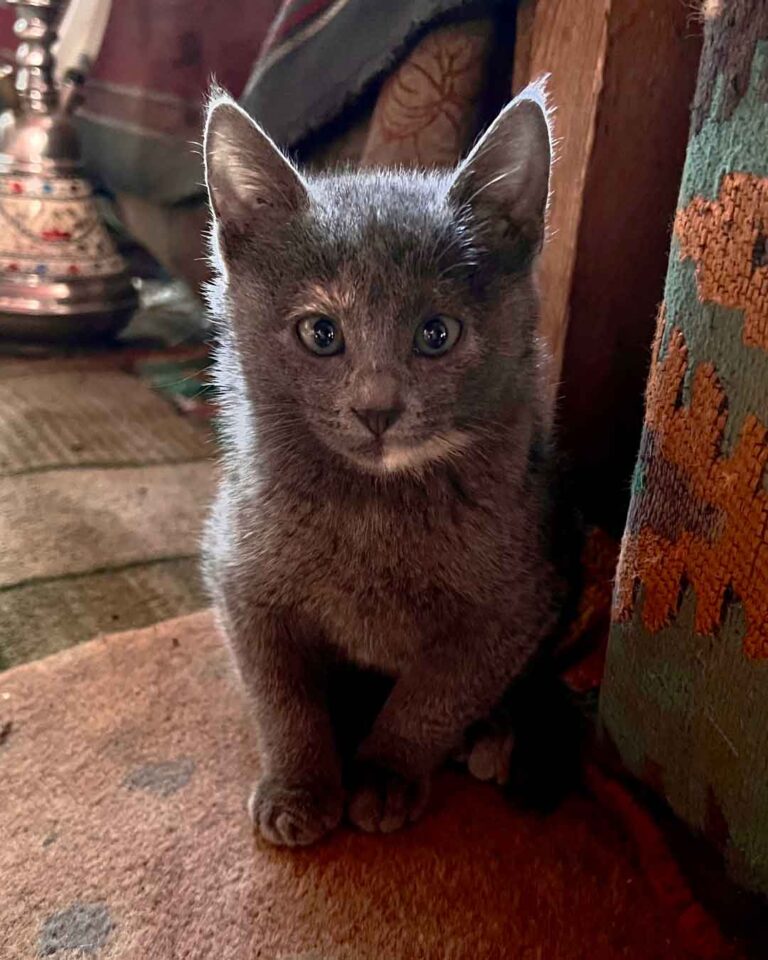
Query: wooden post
[[517, 0, 702, 532]]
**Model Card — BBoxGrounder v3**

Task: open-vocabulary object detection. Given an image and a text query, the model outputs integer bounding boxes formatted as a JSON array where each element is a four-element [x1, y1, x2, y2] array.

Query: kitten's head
[[204, 84, 552, 475]]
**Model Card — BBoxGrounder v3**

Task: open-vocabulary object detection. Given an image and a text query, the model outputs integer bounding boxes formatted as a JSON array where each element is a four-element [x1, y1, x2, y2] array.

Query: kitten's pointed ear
[[204, 92, 308, 231], [449, 81, 552, 261]]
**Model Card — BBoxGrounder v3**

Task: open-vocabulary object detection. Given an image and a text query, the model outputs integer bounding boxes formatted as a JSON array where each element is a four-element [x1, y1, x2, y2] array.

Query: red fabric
[[270, 0, 340, 47], [548, 531, 736, 959], [585, 765, 738, 960], [0, 0, 282, 137]]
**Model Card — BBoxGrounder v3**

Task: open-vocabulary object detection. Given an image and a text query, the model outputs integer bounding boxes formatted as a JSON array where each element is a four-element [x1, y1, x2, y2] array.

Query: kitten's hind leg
[[348, 622, 532, 833], [459, 671, 585, 813], [459, 718, 516, 785]]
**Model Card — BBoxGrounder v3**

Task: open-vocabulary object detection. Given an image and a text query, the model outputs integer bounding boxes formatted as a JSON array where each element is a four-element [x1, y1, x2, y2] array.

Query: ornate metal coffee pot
[[0, 0, 137, 340]]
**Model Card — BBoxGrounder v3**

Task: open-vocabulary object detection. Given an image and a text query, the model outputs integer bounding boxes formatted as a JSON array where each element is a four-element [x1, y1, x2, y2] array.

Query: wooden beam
[[511, 0, 536, 96], [522, 0, 702, 532], [525, 0, 611, 372]]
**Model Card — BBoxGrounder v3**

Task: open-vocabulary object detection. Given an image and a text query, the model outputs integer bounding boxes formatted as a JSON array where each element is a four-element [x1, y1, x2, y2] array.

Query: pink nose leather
[[353, 407, 401, 436]]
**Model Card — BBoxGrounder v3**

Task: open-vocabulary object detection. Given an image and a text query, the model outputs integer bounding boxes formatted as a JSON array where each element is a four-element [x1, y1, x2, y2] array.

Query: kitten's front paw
[[249, 776, 343, 847], [348, 760, 430, 834]]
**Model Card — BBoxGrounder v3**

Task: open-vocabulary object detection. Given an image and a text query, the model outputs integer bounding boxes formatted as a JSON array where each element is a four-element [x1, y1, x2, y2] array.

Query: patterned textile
[[359, 18, 494, 169], [601, 0, 768, 897], [558, 528, 618, 699], [301, 14, 499, 173], [243, 0, 508, 154]]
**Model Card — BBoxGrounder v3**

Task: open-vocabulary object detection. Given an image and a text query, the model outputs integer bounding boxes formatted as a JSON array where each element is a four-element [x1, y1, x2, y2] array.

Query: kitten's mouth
[[348, 430, 471, 473]]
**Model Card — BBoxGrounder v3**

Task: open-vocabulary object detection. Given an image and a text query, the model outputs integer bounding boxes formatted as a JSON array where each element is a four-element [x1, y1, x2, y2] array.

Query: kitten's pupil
[[313, 318, 336, 350], [414, 316, 461, 357], [297, 315, 344, 355], [423, 319, 448, 351]]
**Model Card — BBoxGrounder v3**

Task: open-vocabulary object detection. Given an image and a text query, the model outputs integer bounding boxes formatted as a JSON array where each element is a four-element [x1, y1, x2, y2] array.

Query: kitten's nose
[[353, 407, 401, 437]]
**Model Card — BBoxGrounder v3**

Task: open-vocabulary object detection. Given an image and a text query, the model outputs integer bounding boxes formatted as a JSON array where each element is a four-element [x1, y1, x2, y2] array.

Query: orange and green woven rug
[[602, 0, 768, 901]]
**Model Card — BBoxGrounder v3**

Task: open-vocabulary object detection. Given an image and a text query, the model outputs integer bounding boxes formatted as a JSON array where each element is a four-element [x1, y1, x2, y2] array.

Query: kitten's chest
[[262, 492, 508, 669]]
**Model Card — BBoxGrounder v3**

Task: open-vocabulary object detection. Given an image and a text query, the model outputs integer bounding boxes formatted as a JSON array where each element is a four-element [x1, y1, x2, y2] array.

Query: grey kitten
[[202, 81, 567, 846]]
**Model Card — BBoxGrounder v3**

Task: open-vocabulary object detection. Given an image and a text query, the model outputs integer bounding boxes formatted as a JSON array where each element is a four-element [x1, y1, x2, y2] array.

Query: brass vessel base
[[0, 271, 137, 341]]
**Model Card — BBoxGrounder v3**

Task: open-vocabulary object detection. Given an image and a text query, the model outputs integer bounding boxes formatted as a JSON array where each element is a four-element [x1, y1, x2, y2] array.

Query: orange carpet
[[1, 610, 741, 959]]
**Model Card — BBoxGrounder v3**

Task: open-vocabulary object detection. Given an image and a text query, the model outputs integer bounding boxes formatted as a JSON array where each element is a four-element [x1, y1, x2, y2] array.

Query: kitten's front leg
[[348, 624, 534, 833], [225, 606, 343, 846]]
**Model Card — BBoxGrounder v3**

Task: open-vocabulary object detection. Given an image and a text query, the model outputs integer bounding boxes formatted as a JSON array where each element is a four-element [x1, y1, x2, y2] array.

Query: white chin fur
[[377, 431, 471, 473]]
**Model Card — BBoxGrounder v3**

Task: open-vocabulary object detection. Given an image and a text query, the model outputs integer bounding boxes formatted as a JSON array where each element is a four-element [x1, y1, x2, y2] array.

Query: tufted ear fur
[[203, 91, 308, 237], [449, 80, 552, 263]]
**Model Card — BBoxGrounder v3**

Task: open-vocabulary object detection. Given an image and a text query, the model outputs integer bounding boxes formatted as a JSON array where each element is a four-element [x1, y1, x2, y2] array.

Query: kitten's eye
[[297, 315, 344, 356], [414, 315, 462, 357]]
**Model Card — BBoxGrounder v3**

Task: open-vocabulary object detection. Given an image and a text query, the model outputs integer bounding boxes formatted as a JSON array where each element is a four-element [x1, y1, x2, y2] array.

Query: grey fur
[[202, 83, 566, 846]]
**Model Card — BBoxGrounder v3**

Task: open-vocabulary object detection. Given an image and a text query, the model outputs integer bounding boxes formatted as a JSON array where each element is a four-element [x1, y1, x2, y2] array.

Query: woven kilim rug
[[601, 0, 768, 900]]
